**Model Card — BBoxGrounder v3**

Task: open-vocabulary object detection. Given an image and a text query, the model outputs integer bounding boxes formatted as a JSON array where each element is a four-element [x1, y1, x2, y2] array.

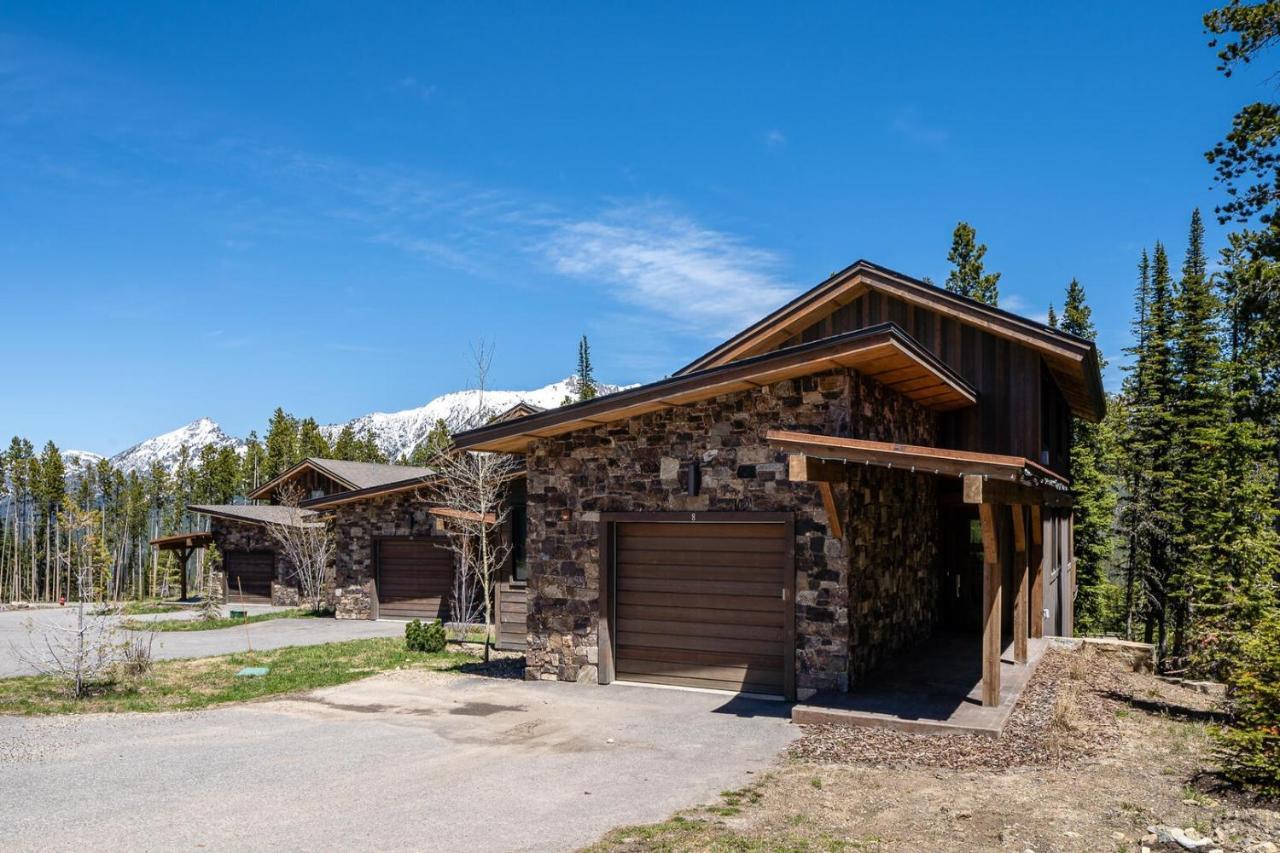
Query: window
[[511, 504, 528, 581]]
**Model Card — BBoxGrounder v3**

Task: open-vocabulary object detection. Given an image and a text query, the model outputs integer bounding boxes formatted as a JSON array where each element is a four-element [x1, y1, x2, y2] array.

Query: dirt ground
[[591, 645, 1280, 852]]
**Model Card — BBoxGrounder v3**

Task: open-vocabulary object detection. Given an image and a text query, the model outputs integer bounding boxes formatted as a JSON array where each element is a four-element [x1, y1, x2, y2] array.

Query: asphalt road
[[0, 606, 406, 678], [0, 671, 797, 851]]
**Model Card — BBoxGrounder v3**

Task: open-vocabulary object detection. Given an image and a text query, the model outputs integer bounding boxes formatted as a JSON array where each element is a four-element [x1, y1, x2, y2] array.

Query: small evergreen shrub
[[404, 618, 447, 653], [1213, 612, 1280, 796]]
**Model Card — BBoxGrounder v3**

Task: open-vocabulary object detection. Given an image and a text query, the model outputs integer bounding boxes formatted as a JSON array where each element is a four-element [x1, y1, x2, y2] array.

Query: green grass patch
[[117, 601, 184, 616], [0, 637, 476, 715], [122, 609, 320, 632]]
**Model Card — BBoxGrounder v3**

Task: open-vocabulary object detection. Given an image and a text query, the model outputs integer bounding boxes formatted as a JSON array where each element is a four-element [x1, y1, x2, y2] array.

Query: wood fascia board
[[247, 459, 358, 501], [453, 325, 974, 453]]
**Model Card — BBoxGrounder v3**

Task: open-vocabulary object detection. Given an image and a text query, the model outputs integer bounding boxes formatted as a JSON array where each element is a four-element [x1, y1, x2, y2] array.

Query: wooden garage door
[[377, 539, 455, 620], [613, 521, 789, 696], [224, 552, 274, 604]]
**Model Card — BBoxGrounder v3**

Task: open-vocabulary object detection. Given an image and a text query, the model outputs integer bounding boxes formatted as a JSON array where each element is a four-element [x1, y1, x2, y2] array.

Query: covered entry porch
[[771, 430, 1074, 734]]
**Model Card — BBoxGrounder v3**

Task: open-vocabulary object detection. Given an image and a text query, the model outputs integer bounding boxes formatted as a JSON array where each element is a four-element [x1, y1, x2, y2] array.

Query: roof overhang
[[188, 503, 318, 527], [767, 429, 1071, 506], [452, 324, 977, 454], [679, 260, 1106, 423], [299, 475, 439, 509], [150, 530, 214, 550], [248, 458, 358, 501]]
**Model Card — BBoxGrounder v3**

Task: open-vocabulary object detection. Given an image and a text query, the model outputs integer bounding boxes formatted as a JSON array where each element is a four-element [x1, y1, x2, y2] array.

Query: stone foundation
[[523, 368, 939, 694]]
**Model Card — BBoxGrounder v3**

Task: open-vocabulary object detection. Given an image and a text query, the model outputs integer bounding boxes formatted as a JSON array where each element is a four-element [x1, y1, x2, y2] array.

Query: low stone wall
[[523, 368, 940, 696]]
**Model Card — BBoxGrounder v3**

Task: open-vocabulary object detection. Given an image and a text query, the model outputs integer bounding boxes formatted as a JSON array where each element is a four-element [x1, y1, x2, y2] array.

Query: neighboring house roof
[[452, 324, 977, 453], [493, 401, 547, 423], [189, 503, 318, 527], [677, 259, 1105, 422], [247, 457, 437, 501], [298, 474, 438, 509]]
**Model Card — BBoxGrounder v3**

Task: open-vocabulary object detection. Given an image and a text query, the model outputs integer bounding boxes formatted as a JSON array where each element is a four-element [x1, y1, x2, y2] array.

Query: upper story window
[[511, 504, 529, 582]]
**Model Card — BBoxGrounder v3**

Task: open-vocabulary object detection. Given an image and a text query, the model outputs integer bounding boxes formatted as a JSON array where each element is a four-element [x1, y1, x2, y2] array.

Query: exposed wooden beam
[[786, 453, 847, 484], [817, 482, 843, 540], [962, 474, 1072, 508], [1010, 504, 1029, 665], [979, 502, 1002, 707], [1030, 505, 1044, 639]]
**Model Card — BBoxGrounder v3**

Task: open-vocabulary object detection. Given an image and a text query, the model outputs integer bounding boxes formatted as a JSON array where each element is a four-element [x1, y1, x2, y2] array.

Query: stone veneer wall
[[331, 490, 445, 619], [208, 517, 301, 606], [523, 368, 939, 696]]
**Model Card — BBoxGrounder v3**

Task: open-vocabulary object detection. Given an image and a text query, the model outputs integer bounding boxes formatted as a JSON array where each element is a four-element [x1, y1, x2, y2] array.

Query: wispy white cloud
[[763, 129, 786, 150], [391, 76, 438, 100], [546, 203, 796, 336], [1002, 293, 1049, 325], [890, 107, 949, 149]]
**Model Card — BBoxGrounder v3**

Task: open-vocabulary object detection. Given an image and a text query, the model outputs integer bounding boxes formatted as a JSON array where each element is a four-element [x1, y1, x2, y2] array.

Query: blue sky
[[0, 2, 1257, 453]]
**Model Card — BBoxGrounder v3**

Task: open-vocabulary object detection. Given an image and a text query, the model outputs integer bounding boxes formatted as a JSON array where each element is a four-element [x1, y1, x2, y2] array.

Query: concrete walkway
[[0, 672, 797, 851], [793, 634, 1050, 737], [0, 606, 405, 678]]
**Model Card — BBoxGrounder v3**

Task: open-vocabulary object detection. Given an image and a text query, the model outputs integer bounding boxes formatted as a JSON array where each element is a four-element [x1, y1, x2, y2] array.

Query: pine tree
[[264, 408, 299, 479], [240, 430, 265, 497], [576, 335, 597, 402], [1168, 210, 1230, 663], [945, 222, 1001, 306], [1047, 303, 1058, 328], [297, 417, 331, 460], [1060, 279, 1120, 633], [408, 418, 451, 466], [331, 424, 359, 461]]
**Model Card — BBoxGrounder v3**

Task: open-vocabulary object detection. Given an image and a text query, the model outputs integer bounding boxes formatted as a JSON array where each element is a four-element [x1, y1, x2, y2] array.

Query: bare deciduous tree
[[12, 503, 124, 697], [265, 485, 334, 613], [429, 341, 518, 660]]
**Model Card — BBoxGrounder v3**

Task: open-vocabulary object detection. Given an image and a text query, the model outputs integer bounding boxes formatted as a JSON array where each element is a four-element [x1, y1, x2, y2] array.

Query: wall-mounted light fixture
[[680, 459, 701, 497], [558, 509, 572, 522]]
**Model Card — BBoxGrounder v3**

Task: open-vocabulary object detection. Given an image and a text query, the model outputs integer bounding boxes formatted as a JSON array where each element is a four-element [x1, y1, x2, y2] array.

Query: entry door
[[611, 520, 790, 697]]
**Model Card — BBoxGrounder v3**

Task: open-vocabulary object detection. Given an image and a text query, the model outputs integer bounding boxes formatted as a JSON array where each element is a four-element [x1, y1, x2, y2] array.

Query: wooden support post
[[178, 546, 191, 601], [1010, 504, 1029, 665], [1064, 512, 1076, 638], [978, 503, 1002, 707], [817, 482, 843, 540], [1029, 505, 1044, 639]]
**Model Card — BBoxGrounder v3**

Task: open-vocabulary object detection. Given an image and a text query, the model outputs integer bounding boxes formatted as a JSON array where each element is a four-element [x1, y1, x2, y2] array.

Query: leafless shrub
[[120, 631, 156, 678], [448, 536, 486, 643], [266, 486, 335, 613]]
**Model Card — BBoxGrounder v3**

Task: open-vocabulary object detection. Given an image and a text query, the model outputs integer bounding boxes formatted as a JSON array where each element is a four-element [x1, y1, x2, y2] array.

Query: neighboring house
[[452, 260, 1104, 703], [192, 456, 530, 642]]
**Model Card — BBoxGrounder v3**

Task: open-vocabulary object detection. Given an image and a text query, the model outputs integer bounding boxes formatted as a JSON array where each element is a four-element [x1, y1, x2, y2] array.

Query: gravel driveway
[[0, 606, 406, 677], [0, 671, 797, 851]]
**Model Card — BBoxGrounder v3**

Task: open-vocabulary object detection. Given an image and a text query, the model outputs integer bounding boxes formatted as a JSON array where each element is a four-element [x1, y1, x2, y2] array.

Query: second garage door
[[224, 551, 274, 604], [376, 539, 455, 620], [612, 520, 790, 697]]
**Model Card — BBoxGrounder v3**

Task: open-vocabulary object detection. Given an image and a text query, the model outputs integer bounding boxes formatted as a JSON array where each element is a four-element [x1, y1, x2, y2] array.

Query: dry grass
[[590, 646, 1280, 852]]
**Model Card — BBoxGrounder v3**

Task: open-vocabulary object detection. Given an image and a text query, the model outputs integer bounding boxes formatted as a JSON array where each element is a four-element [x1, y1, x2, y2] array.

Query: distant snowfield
[[69, 376, 625, 474]]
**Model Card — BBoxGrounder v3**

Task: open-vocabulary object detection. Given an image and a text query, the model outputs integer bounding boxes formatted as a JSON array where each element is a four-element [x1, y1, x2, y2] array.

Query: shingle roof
[[189, 503, 318, 527], [247, 457, 437, 501]]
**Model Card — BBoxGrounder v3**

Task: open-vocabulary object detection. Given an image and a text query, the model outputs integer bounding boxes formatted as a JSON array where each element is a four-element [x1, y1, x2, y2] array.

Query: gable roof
[[678, 259, 1105, 422], [247, 458, 437, 501], [493, 401, 547, 423], [189, 503, 318, 527], [452, 323, 977, 453]]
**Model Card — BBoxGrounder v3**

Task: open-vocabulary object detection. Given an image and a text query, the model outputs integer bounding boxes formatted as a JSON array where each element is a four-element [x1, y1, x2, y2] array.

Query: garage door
[[613, 521, 789, 697], [224, 552, 274, 604], [377, 539, 455, 619]]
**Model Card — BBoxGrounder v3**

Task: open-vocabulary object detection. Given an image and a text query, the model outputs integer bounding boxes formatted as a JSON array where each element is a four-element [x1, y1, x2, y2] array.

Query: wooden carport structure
[[149, 530, 214, 601], [769, 429, 1073, 707]]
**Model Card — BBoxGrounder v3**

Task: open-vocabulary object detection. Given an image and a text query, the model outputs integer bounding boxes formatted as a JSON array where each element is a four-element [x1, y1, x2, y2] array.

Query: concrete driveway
[[0, 671, 798, 851], [0, 606, 406, 677]]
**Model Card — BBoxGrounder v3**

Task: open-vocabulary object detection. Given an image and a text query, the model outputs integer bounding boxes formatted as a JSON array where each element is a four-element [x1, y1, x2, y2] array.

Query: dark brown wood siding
[[375, 538, 455, 620], [612, 521, 788, 696], [778, 293, 1069, 475], [224, 551, 274, 604]]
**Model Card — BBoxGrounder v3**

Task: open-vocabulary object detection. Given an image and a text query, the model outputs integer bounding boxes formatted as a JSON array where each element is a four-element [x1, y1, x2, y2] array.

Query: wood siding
[[495, 582, 528, 650], [777, 291, 1073, 475], [223, 551, 274, 604]]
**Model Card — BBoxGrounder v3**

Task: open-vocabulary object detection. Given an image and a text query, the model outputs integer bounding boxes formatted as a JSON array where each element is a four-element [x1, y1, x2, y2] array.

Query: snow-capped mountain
[[322, 376, 624, 461], [109, 417, 245, 474], [79, 377, 625, 473]]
